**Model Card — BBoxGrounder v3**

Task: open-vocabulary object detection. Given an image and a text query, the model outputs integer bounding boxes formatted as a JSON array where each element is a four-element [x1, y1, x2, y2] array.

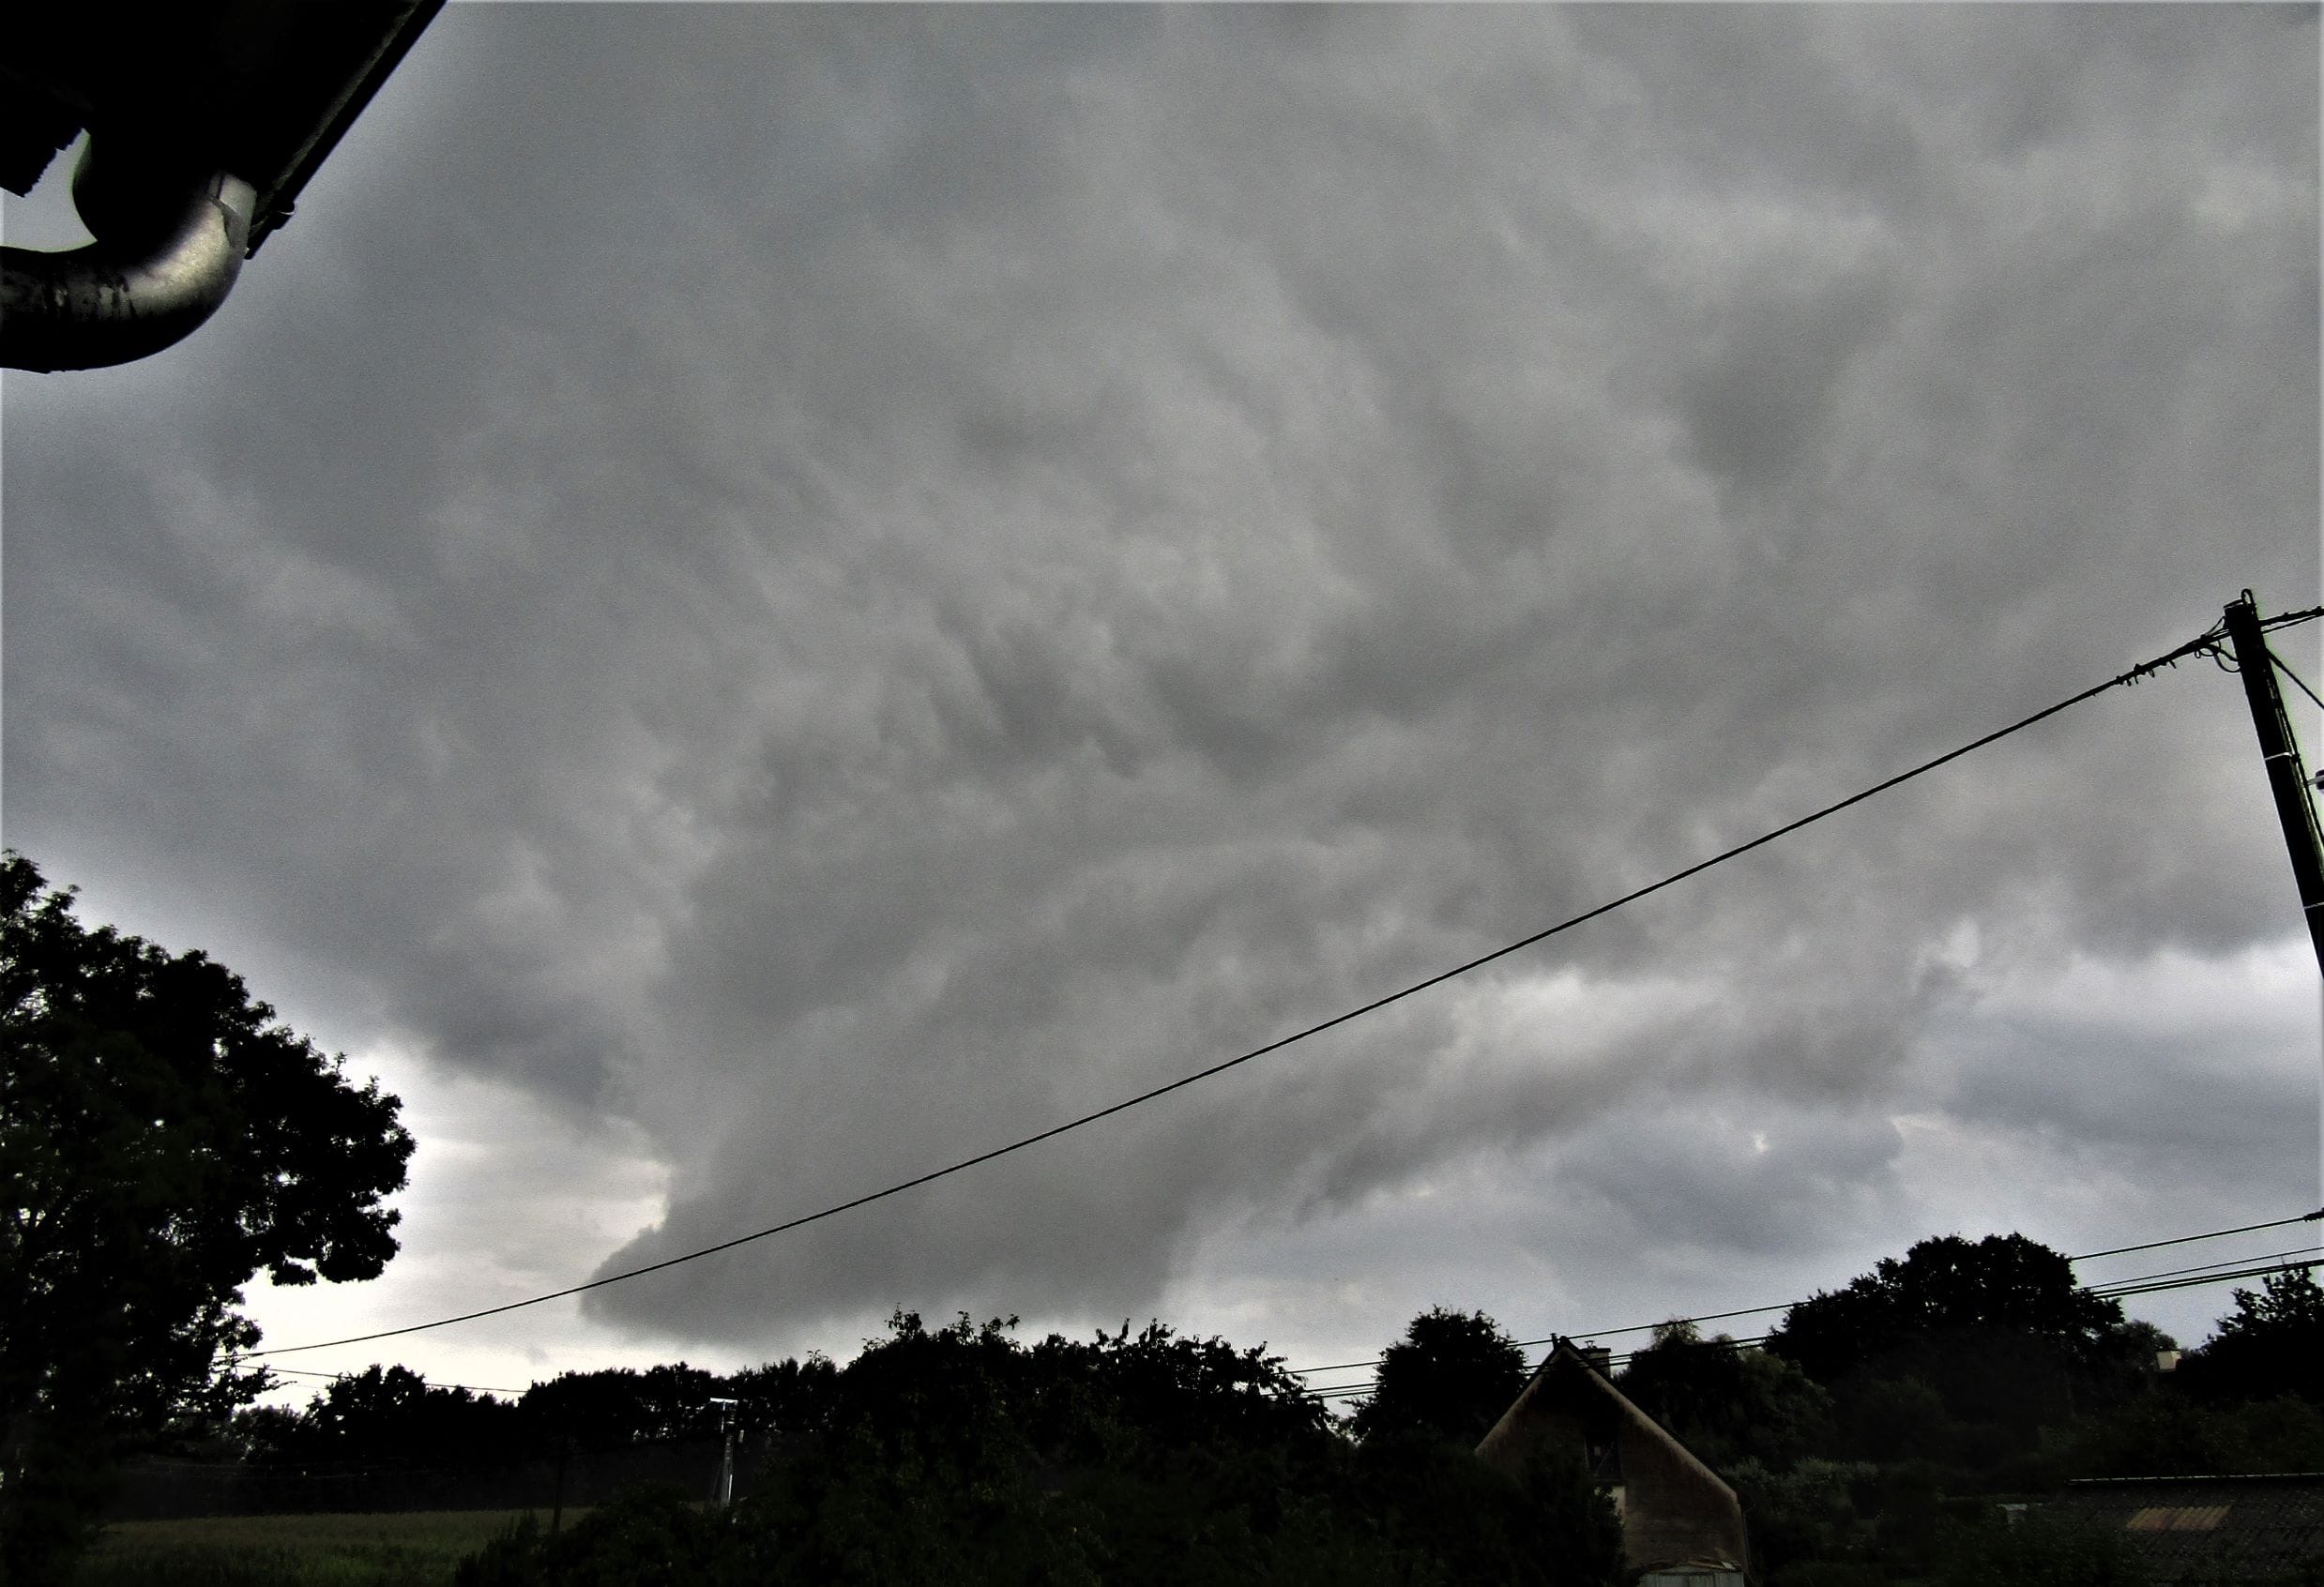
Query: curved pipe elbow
[[2, 171, 257, 373]]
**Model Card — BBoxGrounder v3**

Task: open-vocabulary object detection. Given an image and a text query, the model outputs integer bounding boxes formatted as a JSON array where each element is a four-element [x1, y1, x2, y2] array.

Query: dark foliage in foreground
[[454, 1311, 1627, 1587], [1, 852, 413, 1586], [1620, 1245, 2324, 1587], [2174, 1267, 2324, 1409], [192, 1242, 2319, 1586], [1349, 1306, 1529, 1449]]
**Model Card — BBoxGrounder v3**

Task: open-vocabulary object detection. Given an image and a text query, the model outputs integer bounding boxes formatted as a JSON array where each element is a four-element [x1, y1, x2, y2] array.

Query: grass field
[[71, 1509, 581, 1587]]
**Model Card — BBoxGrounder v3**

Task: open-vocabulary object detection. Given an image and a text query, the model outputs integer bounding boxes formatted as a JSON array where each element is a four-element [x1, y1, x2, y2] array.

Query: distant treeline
[[1604, 1239, 2323, 1584], [112, 1356, 834, 1519], [115, 1238, 2324, 1586]]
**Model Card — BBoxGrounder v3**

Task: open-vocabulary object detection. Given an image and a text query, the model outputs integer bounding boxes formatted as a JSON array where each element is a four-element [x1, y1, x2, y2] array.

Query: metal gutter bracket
[[2, 140, 257, 372]]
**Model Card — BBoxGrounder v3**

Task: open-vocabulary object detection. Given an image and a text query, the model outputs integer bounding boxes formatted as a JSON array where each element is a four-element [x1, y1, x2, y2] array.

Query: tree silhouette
[[242, 1365, 524, 1474], [2178, 1265, 2324, 1407], [1764, 1232, 2152, 1475], [1350, 1306, 1528, 1447], [1617, 1321, 1832, 1470], [455, 1309, 1626, 1587], [1765, 1233, 2125, 1386], [1, 851, 413, 1580]]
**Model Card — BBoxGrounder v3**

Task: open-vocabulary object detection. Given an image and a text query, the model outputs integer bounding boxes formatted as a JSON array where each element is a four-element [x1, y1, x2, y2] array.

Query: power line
[[1302, 1336, 1785, 1402], [1287, 1211, 2324, 1378], [1511, 1307, 1786, 1353], [2208, 608, 2322, 681], [1535, 1220, 2324, 1348], [1288, 1299, 1800, 1379], [2069, 1209, 2322, 1264], [261, 1364, 532, 1398], [2080, 1244, 2321, 1290], [244, 628, 2224, 1360], [2090, 1255, 2318, 1301], [2270, 648, 2324, 714], [1295, 1257, 2322, 1401]]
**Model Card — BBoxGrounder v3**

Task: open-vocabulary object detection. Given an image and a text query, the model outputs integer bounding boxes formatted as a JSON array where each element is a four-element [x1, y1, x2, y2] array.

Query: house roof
[[1476, 1339, 1748, 1574], [2049, 1474, 2324, 1582]]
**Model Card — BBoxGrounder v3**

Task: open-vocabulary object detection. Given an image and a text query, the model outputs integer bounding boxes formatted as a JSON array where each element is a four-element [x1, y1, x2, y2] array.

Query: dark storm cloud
[[4, 7, 2314, 1353]]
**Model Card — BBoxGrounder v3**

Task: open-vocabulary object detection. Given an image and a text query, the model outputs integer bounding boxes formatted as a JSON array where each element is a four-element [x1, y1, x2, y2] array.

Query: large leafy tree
[[1765, 1233, 2126, 1386], [1, 851, 413, 1579], [1350, 1306, 1529, 1447], [457, 1310, 1626, 1587], [2176, 1265, 2324, 1407], [1765, 1232, 2151, 1475], [241, 1366, 524, 1474], [1617, 1321, 1832, 1471], [516, 1363, 733, 1450]]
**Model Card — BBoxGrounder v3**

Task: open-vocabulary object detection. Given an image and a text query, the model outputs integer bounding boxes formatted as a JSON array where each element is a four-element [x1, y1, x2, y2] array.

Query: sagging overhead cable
[[243, 625, 2227, 1361]]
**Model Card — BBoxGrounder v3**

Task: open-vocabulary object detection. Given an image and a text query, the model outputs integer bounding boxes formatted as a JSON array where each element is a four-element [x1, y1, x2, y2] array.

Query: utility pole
[[709, 1397, 739, 1508], [2223, 591, 2324, 978], [549, 1410, 570, 1537]]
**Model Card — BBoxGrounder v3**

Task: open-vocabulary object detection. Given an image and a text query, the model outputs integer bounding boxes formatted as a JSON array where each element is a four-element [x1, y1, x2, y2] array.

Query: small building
[[1477, 1340, 1749, 1587], [2047, 1474, 2324, 1582]]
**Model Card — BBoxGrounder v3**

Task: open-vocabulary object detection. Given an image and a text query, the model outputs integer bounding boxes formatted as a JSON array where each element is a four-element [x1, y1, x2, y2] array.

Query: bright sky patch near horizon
[[3, 5, 2318, 1404]]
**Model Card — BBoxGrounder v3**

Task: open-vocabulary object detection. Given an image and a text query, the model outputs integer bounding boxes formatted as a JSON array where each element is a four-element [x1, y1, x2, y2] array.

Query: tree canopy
[[1, 851, 414, 1580], [2174, 1264, 2323, 1407], [175, 1251, 2317, 1585], [1349, 1305, 1528, 1448], [1617, 1321, 1832, 1471], [456, 1310, 1626, 1587], [1765, 1233, 2127, 1386]]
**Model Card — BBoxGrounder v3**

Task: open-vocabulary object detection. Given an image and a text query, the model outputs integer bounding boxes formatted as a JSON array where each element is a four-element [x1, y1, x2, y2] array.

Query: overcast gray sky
[[4, 4, 2319, 1401]]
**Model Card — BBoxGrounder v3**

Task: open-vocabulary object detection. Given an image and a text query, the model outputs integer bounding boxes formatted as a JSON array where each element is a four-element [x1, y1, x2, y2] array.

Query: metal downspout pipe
[[2, 144, 257, 373]]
